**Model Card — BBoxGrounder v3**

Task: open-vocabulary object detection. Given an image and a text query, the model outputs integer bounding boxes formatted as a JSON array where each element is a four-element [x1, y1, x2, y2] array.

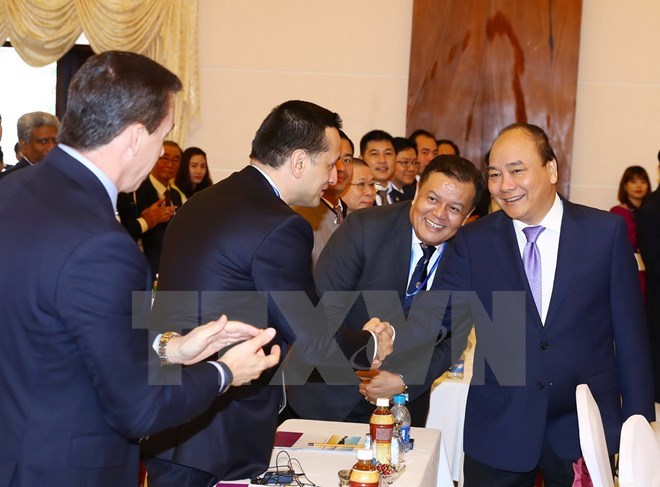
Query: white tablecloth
[[425, 330, 474, 483], [219, 418, 452, 486]]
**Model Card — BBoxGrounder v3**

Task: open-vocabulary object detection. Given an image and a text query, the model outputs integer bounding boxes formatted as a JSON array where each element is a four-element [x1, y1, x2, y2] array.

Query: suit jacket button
[[536, 381, 545, 389], [540, 341, 549, 350]]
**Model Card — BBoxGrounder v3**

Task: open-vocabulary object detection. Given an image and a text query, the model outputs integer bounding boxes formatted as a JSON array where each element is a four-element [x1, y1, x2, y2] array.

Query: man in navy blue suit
[[0, 51, 280, 487], [141, 100, 394, 485], [437, 123, 654, 485]]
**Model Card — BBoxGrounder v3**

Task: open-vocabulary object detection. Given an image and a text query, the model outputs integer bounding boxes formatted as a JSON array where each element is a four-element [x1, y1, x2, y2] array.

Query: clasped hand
[[358, 370, 404, 405], [362, 317, 394, 369], [165, 315, 281, 387]]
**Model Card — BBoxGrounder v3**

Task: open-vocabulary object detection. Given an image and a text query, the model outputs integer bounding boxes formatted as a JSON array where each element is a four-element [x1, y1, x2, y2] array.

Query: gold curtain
[[0, 0, 199, 144]]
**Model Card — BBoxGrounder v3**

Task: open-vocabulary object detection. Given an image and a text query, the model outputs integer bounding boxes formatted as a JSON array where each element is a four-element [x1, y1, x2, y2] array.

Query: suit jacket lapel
[[491, 213, 544, 327], [391, 204, 413, 295], [545, 201, 585, 327]]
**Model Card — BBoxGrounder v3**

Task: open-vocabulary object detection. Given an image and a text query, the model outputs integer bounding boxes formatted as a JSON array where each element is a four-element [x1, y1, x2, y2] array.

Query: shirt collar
[[321, 196, 343, 210], [149, 173, 169, 195], [250, 163, 283, 199], [59, 144, 118, 210]]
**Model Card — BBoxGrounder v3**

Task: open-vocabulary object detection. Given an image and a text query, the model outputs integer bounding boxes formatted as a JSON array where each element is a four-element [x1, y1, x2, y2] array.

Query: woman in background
[[610, 165, 651, 298], [175, 147, 213, 198]]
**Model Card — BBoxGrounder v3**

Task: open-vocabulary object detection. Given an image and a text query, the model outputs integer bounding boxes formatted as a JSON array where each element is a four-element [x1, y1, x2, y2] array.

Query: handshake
[[361, 317, 395, 368], [162, 315, 395, 388]]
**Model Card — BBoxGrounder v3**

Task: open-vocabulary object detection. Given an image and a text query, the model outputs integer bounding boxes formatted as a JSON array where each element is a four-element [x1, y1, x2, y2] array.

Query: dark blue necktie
[[403, 244, 436, 313]]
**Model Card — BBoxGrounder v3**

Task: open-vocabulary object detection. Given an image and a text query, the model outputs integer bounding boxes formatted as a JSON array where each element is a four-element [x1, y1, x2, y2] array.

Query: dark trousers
[[464, 436, 576, 487], [143, 458, 217, 487]]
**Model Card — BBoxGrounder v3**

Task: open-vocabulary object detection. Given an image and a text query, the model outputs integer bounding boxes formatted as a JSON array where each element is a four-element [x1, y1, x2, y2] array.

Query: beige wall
[[192, 0, 660, 210], [189, 0, 413, 182], [572, 0, 660, 210]]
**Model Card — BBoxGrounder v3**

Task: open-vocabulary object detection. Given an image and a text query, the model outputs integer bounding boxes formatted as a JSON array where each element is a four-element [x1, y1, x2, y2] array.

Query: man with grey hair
[[0, 111, 59, 180]]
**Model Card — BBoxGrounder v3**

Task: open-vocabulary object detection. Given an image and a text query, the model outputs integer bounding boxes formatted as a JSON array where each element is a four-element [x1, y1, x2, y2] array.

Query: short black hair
[[436, 138, 460, 156], [392, 137, 417, 155], [339, 130, 354, 154], [408, 129, 436, 150], [359, 129, 394, 155], [250, 100, 342, 168]]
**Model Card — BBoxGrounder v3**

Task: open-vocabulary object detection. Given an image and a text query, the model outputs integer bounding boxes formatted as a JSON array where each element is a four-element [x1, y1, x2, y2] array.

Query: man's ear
[[128, 124, 145, 157], [547, 158, 558, 184], [289, 148, 307, 179]]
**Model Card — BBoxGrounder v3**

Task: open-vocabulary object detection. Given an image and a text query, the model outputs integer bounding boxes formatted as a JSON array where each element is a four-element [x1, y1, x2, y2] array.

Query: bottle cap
[[393, 394, 406, 405], [376, 398, 389, 407], [357, 448, 373, 460]]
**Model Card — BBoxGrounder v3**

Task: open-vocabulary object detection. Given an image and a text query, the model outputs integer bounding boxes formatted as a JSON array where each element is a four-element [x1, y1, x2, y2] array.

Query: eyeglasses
[[349, 182, 377, 191], [158, 156, 180, 165], [396, 160, 420, 168]]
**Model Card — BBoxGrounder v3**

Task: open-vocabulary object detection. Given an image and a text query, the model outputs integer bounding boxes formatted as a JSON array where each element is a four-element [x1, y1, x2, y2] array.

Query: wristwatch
[[158, 331, 180, 365]]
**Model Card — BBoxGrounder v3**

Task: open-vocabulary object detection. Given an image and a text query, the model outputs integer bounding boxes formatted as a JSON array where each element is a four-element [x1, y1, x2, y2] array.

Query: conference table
[[218, 418, 453, 486]]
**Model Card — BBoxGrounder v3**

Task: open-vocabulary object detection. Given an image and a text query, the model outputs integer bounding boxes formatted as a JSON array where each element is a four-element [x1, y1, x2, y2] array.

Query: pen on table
[[307, 442, 359, 449]]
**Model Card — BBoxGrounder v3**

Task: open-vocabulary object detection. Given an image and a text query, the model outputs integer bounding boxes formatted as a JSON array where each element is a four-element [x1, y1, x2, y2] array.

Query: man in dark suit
[[638, 156, 660, 402], [141, 100, 394, 485], [0, 51, 280, 487], [437, 123, 654, 485], [117, 141, 183, 277], [0, 111, 59, 180], [289, 155, 483, 426]]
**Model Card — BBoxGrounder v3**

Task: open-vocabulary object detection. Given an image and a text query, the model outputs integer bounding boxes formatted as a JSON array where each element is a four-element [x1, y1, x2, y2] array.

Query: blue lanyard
[[405, 242, 446, 299]]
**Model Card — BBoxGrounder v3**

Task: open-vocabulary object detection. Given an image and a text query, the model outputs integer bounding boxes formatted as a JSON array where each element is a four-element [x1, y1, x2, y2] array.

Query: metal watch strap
[[158, 331, 180, 365]]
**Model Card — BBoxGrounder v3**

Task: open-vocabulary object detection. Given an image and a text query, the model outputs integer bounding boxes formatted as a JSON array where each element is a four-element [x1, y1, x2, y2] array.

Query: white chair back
[[619, 414, 660, 487], [575, 384, 615, 487]]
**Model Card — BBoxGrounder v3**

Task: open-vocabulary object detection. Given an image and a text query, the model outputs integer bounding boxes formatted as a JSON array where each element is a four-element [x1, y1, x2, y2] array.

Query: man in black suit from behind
[[0, 50, 281, 487], [141, 100, 394, 485], [638, 153, 660, 401], [289, 155, 483, 426]]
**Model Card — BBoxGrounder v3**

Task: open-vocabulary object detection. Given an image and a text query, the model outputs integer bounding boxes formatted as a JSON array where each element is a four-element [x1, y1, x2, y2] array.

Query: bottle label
[[369, 413, 394, 425], [399, 425, 410, 445], [371, 424, 393, 441], [349, 469, 379, 484]]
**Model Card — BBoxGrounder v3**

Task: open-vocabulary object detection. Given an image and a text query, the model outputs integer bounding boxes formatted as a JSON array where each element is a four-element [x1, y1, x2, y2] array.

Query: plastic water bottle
[[390, 394, 411, 452], [391, 426, 405, 465], [448, 352, 465, 380]]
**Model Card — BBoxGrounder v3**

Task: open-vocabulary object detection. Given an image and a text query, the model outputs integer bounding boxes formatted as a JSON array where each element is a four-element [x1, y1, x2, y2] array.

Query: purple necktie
[[522, 225, 545, 317]]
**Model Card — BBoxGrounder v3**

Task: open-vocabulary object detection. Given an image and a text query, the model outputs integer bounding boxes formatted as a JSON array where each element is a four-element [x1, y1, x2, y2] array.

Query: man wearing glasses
[[117, 140, 182, 276], [392, 136, 419, 201], [341, 158, 377, 212]]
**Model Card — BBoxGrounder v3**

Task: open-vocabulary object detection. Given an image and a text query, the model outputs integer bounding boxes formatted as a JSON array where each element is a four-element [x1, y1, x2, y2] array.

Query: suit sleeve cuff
[[138, 217, 148, 233], [207, 361, 233, 395]]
